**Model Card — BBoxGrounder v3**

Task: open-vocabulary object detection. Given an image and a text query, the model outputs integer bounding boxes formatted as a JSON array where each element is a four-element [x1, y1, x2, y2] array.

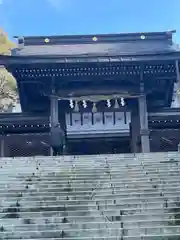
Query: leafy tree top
[[0, 29, 18, 112], [0, 28, 16, 55]]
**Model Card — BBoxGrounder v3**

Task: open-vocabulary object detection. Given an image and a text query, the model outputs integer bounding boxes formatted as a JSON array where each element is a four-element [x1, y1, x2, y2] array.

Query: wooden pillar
[[130, 74, 150, 153], [3, 135, 10, 157], [50, 96, 59, 126], [58, 104, 67, 155], [49, 95, 59, 155], [130, 103, 141, 153], [176, 60, 180, 83], [175, 60, 180, 107], [0, 136, 5, 157], [175, 60, 180, 150], [138, 82, 150, 153]]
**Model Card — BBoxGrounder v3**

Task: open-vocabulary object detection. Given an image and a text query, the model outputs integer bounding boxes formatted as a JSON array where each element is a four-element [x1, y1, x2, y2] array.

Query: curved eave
[[0, 112, 180, 134], [1, 51, 180, 65], [0, 120, 179, 135]]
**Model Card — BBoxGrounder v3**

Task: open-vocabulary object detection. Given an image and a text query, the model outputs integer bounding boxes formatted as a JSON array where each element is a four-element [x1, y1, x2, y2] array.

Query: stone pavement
[[0, 152, 180, 239]]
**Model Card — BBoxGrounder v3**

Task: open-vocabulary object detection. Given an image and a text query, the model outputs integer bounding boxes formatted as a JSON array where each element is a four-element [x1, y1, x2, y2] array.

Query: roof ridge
[[14, 30, 176, 39], [14, 30, 175, 47]]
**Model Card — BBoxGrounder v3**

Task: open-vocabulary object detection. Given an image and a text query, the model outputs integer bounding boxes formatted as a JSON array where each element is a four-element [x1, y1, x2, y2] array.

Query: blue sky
[[0, 0, 180, 42]]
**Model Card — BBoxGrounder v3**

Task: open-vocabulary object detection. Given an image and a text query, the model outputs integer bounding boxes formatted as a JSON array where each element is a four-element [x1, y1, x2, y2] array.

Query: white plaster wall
[[12, 103, 130, 135], [12, 103, 21, 113], [171, 82, 180, 108], [66, 112, 130, 135]]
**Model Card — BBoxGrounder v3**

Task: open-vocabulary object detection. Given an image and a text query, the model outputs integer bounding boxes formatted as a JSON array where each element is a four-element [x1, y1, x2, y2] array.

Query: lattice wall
[[0, 133, 50, 157]]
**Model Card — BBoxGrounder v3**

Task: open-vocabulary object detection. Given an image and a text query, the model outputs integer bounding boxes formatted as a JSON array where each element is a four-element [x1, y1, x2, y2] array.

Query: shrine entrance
[[1, 31, 179, 155], [68, 137, 131, 155]]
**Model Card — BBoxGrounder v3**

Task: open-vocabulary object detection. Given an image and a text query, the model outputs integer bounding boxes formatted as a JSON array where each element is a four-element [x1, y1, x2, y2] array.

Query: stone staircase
[[0, 152, 180, 239]]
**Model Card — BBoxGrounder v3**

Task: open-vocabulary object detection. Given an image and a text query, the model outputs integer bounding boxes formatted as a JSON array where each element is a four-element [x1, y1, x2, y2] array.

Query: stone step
[[5, 172, 180, 177], [1, 160, 180, 166], [1, 177, 180, 184], [1, 174, 180, 183], [0, 208, 178, 219], [1, 171, 180, 176], [0, 202, 177, 214], [1, 220, 178, 232], [1, 157, 180, 162], [1, 189, 180, 201], [1, 225, 180, 239], [1, 189, 180, 199], [1, 182, 180, 189], [0, 180, 177, 188], [1, 221, 180, 235], [1, 182, 180, 190], [0, 207, 178, 220], [0, 153, 172, 160], [0, 236, 179, 240], [0, 188, 175, 196], [1, 155, 180, 164], [6, 163, 179, 168], [0, 198, 176, 212], [0, 213, 178, 225], [1, 183, 180, 195], [0, 168, 179, 176]]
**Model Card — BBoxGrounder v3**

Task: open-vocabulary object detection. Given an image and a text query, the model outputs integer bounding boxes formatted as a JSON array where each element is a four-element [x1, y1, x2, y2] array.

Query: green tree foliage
[[0, 28, 18, 112]]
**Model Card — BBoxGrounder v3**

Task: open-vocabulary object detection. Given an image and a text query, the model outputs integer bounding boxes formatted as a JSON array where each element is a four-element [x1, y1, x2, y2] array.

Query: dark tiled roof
[[12, 31, 180, 57], [12, 41, 179, 57]]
